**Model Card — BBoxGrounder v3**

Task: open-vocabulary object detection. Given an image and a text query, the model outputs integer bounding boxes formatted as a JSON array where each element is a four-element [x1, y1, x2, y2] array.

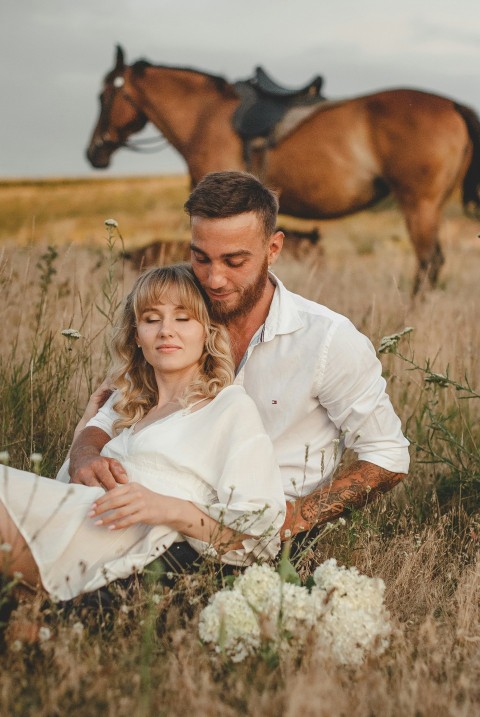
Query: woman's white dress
[[0, 386, 285, 602]]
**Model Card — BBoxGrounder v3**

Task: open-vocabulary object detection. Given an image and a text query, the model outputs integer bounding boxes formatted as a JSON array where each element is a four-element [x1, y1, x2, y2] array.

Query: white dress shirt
[[234, 275, 410, 498]]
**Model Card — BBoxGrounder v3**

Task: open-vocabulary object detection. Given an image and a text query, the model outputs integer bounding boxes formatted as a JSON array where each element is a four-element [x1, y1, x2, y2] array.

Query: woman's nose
[[159, 319, 175, 336]]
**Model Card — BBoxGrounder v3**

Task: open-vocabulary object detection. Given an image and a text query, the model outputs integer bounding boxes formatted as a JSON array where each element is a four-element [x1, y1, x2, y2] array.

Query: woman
[[0, 265, 285, 602]]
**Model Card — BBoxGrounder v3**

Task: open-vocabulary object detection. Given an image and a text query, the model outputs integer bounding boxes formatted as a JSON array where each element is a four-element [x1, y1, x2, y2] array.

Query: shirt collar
[[263, 272, 304, 341]]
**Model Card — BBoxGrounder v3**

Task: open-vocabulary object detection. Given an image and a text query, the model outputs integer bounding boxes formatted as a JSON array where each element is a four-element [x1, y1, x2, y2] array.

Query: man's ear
[[268, 230, 284, 266]]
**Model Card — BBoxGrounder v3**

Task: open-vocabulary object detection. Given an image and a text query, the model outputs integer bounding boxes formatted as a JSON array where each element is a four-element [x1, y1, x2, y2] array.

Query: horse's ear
[[114, 45, 125, 71]]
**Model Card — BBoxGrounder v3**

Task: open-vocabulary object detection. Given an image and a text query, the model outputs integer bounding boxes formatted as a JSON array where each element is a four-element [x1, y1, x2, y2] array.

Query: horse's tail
[[454, 102, 480, 215]]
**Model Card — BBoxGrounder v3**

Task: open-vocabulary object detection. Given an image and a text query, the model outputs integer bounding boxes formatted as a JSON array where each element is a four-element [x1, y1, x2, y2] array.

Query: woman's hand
[[89, 483, 247, 551], [89, 483, 173, 530]]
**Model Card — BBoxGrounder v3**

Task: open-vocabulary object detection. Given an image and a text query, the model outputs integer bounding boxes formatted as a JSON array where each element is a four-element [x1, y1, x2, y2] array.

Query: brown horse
[[86, 46, 480, 292]]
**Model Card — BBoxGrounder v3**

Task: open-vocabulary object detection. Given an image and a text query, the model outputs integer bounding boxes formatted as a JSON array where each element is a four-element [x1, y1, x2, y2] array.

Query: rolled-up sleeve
[[85, 391, 120, 438], [317, 321, 410, 474]]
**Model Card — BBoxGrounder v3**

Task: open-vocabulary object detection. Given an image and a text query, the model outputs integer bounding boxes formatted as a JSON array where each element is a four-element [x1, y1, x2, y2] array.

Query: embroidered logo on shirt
[[272, 400, 278, 404]]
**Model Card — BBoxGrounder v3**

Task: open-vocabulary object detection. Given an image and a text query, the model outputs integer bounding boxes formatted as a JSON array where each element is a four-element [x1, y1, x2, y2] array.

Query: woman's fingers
[[91, 485, 136, 514], [89, 483, 167, 530], [105, 512, 142, 530], [99, 506, 142, 529], [90, 483, 147, 528]]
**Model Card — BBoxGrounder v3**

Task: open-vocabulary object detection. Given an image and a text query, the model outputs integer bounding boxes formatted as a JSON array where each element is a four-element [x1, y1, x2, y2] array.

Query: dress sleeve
[[317, 320, 410, 473], [85, 391, 121, 438], [188, 391, 286, 564]]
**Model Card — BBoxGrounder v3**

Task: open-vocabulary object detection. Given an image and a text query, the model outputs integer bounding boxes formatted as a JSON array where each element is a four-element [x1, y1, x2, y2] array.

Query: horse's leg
[[0, 500, 40, 586], [402, 199, 445, 295]]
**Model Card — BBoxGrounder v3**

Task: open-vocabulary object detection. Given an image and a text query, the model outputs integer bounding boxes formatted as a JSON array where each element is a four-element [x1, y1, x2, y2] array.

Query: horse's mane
[[130, 59, 233, 95]]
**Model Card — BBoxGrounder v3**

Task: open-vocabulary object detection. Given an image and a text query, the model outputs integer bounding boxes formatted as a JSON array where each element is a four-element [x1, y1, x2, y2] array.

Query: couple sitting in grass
[[0, 172, 409, 601]]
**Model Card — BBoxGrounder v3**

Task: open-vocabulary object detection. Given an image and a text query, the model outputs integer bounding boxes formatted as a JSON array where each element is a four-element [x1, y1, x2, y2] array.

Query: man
[[69, 171, 409, 540]]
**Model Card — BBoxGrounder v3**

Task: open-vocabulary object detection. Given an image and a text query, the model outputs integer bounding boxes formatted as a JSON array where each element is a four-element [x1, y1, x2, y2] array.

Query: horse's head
[[86, 45, 148, 168]]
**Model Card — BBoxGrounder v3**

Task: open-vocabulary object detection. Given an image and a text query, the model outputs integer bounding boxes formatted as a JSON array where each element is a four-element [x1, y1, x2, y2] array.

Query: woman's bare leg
[[0, 500, 40, 586]]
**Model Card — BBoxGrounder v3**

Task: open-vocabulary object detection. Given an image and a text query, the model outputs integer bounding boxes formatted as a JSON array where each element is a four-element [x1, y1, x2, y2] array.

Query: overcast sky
[[1, 0, 480, 178]]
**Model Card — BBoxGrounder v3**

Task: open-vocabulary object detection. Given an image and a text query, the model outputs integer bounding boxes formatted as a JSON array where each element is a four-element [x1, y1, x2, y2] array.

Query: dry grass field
[[0, 176, 479, 716]]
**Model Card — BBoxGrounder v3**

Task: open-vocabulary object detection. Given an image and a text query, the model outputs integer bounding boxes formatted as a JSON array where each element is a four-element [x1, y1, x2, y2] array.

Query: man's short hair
[[184, 171, 279, 238]]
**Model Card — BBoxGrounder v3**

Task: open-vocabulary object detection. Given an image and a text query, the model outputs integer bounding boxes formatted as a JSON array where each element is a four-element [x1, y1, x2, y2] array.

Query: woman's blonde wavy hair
[[109, 264, 235, 432]]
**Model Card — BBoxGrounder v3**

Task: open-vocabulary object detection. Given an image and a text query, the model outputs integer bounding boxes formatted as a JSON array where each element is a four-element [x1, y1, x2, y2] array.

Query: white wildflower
[[151, 594, 162, 605], [38, 626, 52, 643], [13, 572, 23, 581], [198, 589, 261, 663], [378, 326, 413, 354], [312, 559, 391, 666], [202, 544, 218, 559], [233, 563, 283, 641], [234, 562, 282, 616], [278, 582, 316, 654], [61, 328, 82, 340], [0, 543, 12, 553], [283, 529, 292, 539], [338, 517, 347, 527], [104, 218, 118, 228], [29, 453, 42, 474], [199, 561, 391, 665], [71, 622, 84, 637], [11, 640, 23, 653]]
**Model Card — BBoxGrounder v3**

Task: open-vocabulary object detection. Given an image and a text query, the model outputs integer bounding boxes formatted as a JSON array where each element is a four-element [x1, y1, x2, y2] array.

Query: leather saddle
[[233, 66, 325, 140]]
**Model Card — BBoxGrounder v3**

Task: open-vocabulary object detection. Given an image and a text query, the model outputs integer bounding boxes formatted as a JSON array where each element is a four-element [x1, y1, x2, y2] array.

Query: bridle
[[94, 74, 169, 154]]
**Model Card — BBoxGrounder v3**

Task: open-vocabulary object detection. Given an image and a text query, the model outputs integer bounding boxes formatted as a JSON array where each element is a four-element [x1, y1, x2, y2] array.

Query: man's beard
[[206, 256, 269, 324]]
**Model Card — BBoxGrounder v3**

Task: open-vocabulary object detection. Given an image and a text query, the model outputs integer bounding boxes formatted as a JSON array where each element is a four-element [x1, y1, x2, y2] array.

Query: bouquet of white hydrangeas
[[198, 559, 391, 665]]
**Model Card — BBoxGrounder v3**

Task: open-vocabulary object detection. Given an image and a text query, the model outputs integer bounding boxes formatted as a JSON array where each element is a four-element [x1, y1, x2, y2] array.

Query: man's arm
[[282, 460, 406, 538], [69, 426, 128, 490], [70, 379, 114, 445]]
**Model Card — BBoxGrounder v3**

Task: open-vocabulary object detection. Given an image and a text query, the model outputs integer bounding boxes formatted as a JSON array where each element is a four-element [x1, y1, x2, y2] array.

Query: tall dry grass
[[0, 177, 479, 716]]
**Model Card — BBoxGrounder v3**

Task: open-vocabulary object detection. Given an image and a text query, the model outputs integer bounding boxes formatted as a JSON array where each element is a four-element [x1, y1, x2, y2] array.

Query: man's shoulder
[[282, 284, 352, 330]]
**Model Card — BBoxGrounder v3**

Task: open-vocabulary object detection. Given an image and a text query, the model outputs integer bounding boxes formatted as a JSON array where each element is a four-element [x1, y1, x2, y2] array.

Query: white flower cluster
[[199, 560, 391, 665], [312, 558, 391, 666], [61, 328, 82, 340], [378, 326, 413, 354], [198, 588, 261, 663]]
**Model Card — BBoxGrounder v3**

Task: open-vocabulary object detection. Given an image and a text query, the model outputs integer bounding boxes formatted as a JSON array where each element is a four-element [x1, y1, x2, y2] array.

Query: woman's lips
[[156, 345, 181, 353]]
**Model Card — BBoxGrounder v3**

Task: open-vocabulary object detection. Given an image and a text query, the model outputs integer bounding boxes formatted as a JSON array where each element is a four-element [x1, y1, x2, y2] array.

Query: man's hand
[[70, 453, 128, 490], [281, 500, 313, 540], [281, 460, 406, 540], [69, 426, 128, 490]]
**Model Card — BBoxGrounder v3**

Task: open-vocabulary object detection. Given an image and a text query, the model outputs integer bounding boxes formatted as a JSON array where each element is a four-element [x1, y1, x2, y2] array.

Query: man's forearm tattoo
[[300, 460, 404, 526]]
